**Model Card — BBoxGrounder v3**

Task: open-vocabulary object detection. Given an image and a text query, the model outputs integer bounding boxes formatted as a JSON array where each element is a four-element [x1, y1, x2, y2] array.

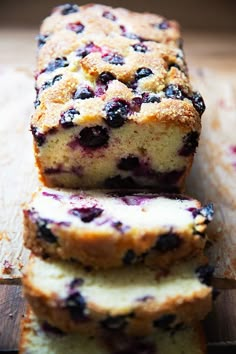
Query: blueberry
[[153, 314, 176, 329], [78, 126, 109, 148], [67, 22, 85, 33], [41, 74, 63, 91], [111, 221, 129, 233], [36, 218, 57, 243], [190, 92, 206, 116], [135, 67, 153, 81], [101, 315, 128, 331], [132, 43, 148, 53], [155, 233, 182, 252], [157, 21, 170, 30], [104, 99, 130, 128], [70, 278, 84, 288], [136, 295, 155, 302], [73, 86, 94, 100], [102, 53, 125, 65], [196, 265, 214, 285], [178, 131, 200, 156], [69, 207, 103, 222], [31, 125, 46, 146], [45, 57, 69, 72], [60, 4, 79, 15], [164, 84, 184, 100], [142, 93, 161, 103], [34, 99, 41, 108], [37, 34, 49, 48], [105, 175, 138, 188], [76, 42, 101, 58], [97, 71, 116, 84], [192, 203, 214, 224], [118, 156, 140, 170], [102, 11, 116, 21], [60, 108, 80, 128], [65, 291, 87, 321], [123, 250, 136, 265]]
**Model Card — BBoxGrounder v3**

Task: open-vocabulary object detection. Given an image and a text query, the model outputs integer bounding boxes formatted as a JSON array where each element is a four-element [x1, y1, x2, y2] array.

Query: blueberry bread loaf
[[19, 310, 206, 354], [23, 255, 213, 336], [32, 3, 205, 191], [23, 188, 213, 269]]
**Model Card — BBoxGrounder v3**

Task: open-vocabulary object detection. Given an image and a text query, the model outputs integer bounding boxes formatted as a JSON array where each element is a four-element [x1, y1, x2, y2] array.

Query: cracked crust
[[23, 188, 212, 269], [22, 256, 212, 336]]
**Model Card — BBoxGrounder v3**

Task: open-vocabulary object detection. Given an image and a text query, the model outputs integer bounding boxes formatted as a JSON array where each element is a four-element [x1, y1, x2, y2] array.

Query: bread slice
[[32, 4, 204, 191], [19, 310, 206, 354], [23, 188, 213, 269], [23, 255, 213, 335]]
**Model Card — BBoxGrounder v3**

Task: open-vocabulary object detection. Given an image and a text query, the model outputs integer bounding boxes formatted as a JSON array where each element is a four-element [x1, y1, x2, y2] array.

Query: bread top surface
[[32, 3, 204, 135]]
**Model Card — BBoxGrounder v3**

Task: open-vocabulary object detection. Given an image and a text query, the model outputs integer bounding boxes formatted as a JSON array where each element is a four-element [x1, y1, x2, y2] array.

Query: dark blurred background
[[0, 0, 236, 31]]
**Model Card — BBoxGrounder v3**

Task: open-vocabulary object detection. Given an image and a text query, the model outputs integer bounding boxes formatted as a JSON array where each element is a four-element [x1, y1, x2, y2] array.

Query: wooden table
[[0, 29, 236, 352]]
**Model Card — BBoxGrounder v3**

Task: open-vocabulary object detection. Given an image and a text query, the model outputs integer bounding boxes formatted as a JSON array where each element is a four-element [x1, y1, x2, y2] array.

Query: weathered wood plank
[[0, 67, 38, 280], [0, 286, 25, 350], [186, 70, 236, 280]]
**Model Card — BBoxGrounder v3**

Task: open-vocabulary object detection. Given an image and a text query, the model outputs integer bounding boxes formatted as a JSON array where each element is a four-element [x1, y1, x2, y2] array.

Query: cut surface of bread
[[23, 255, 213, 335], [24, 188, 213, 268], [19, 310, 206, 354], [31, 3, 204, 190]]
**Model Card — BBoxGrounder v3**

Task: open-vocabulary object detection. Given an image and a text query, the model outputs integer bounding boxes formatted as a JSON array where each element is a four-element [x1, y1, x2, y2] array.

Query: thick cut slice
[[19, 310, 206, 354], [23, 188, 213, 268], [32, 4, 204, 191], [23, 256, 213, 335]]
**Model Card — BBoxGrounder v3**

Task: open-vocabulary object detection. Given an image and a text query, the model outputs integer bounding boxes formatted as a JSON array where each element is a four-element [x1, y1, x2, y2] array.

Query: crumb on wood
[[2, 260, 14, 274], [0, 231, 11, 242]]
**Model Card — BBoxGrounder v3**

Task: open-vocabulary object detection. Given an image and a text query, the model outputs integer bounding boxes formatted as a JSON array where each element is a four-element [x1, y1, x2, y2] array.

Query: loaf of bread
[[23, 255, 213, 336], [32, 3, 205, 191], [23, 188, 213, 268], [19, 310, 206, 354]]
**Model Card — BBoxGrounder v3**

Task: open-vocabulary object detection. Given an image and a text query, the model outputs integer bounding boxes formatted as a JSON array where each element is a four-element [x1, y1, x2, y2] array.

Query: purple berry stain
[[69, 207, 103, 222], [67, 22, 85, 33]]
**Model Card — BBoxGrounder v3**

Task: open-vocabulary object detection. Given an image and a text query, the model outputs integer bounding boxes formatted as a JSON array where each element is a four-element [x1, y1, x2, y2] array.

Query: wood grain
[[0, 286, 25, 350], [0, 67, 38, 280], [186, 70, 236, 280]]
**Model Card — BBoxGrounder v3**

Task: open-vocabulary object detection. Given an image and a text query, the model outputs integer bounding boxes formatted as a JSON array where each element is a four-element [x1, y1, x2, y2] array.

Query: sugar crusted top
[[32, 3, 204, 134]]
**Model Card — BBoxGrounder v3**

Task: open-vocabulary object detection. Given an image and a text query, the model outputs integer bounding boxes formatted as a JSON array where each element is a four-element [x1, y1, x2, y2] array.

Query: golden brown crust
[[33, 3, 201, 134]]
